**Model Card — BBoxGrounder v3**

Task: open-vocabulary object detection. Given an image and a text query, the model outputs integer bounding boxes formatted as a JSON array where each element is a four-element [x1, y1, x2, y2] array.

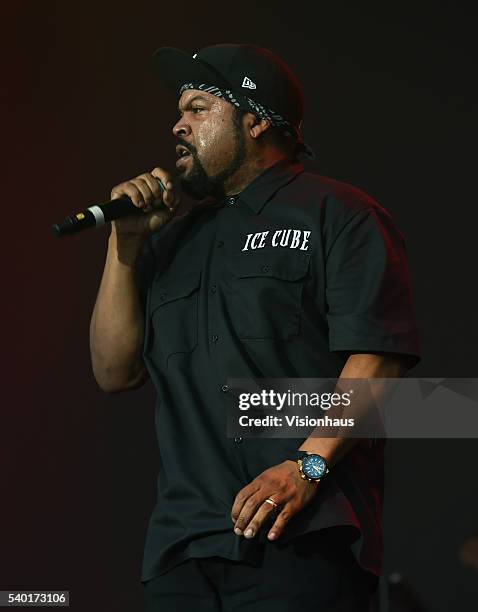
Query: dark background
[[3, 1, 477, 610]]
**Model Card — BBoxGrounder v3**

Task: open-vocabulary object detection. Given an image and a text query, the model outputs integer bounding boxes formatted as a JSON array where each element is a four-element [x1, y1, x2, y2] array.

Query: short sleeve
[[325, 204, 421, 368]]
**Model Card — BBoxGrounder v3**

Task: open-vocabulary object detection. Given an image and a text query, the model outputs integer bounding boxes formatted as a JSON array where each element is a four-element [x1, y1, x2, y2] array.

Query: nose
[[172, 117, 191, 138]]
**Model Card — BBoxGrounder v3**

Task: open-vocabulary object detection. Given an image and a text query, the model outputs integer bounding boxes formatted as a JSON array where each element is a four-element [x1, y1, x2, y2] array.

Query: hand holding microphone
[[52, 166, 181, 238], [110, 167, 181, 239]]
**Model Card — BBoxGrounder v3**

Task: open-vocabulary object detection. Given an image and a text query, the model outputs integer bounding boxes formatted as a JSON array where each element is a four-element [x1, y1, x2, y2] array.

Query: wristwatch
[[285, 450, 329, 484]]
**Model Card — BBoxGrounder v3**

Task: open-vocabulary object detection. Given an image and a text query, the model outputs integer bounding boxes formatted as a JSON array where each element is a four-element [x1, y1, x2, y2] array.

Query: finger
[[233, 489, 272, 535], [160, 186, 181, 214], [131, 177, 154, 207], [151, 167, 173, 202], [267, 502, 295, 541], [241, 496, 283, 539], [151, 167, 177, 208], [162, 181, 177, 208], [138, 173, 163, 201], [231, 483, 261, 526], [150, 166, 173, 186], [171, 190, 181, 210], [110, 182, 145, 208]]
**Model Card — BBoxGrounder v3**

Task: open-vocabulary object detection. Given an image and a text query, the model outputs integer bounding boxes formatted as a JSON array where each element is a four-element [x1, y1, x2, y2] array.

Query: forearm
[[89, 229, 148, 392], [298, 353, 409, 466]]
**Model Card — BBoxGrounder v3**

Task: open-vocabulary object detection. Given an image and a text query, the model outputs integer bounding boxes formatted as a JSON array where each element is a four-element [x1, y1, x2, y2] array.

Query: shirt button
[[227, 197, 236, 205], [233, 437, 243, 444], [261, 265, 270, 273], [217, 240, 224, 248], [212, 334, 219, 342], [159, 292, 167, 301], [211, 284, 217, 293], [221, 384, 229, 392]]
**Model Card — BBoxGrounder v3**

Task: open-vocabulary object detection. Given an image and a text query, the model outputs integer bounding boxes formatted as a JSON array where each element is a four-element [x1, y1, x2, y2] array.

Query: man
[[89, 44, 421, 611]]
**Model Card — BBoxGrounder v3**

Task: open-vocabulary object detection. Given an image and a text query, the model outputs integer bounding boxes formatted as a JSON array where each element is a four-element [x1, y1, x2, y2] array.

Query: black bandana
[[179, 82, 297, 136]]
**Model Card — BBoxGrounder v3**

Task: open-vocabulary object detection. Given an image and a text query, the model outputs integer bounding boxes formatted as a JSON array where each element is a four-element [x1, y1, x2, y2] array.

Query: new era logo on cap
[[241, 76, 256, 89]]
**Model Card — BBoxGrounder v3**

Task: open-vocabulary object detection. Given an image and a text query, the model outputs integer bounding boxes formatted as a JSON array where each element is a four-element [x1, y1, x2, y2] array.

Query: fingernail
[[244, 529, 254, 538], [268, 532, 277, 540], [234, 527, 243, 535], [167, 181, 173, 189]]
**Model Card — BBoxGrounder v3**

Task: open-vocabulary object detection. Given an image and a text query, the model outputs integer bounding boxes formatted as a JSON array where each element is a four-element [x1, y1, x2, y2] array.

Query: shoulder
[[289, 170, 397, 234], [297, 170, 387, 214]]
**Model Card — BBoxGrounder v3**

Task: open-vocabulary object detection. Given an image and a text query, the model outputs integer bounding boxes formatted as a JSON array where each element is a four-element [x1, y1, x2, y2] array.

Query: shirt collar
[[234, 158, 305, 214], [201, 157, 305, 215]]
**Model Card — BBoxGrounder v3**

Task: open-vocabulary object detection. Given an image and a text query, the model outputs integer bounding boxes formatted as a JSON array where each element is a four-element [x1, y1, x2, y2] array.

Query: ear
[[245, 114, 271, 139]]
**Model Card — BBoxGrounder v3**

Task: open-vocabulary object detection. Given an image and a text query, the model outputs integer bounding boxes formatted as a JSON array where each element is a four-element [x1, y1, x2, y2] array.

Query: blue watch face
[[302, 454, 327, 480]]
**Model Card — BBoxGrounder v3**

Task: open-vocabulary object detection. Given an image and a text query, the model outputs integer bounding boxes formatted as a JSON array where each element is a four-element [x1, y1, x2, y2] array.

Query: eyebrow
[[178, 95, 210, 112]]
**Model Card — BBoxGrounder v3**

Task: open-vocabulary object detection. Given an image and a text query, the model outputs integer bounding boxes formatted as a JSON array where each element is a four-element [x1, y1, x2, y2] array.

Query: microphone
[[51, 178, 167, 237]]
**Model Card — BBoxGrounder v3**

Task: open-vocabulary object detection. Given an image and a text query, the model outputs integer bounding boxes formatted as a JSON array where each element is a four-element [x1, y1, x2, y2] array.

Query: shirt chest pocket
[[226, 251, 310, 340], [147, 269, 201, 369]]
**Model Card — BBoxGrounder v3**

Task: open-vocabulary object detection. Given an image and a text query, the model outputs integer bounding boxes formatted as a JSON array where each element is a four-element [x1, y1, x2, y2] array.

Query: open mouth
[[176, 144, 192, 159]]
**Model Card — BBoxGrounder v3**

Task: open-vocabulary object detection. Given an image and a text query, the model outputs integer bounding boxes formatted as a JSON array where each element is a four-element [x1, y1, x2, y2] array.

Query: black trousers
[[142, 532, 378, 611]]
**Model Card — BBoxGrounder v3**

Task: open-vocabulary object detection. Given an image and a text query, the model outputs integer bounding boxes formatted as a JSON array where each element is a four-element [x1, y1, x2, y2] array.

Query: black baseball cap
[[152, 43, 315, 159]]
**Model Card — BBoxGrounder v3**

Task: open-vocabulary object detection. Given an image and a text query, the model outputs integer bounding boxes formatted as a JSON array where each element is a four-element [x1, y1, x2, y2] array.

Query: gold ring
[[264, 497, 279, 508]]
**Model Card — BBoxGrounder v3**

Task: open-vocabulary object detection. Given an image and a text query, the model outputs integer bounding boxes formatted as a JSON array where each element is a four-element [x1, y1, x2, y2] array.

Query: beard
[[176, 112, 247, 201]]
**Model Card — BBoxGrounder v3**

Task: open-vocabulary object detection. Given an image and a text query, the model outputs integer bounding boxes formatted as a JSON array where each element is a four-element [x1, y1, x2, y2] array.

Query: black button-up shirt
[[135, 158, 421, 583]]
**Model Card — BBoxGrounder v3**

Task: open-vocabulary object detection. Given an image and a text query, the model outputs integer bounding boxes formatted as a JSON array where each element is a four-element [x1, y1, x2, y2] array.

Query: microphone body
[[52, 178, 167, 237]]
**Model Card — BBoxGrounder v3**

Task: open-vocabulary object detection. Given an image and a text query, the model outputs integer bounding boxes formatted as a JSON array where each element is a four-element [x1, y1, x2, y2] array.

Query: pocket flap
[[230, 250, 309, 281], [151, 269, 201, 311]]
